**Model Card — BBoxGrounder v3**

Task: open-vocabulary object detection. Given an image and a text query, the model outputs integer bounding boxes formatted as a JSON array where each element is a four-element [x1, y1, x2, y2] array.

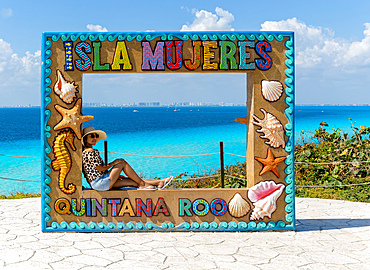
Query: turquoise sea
[[1, 105, 369, 195]]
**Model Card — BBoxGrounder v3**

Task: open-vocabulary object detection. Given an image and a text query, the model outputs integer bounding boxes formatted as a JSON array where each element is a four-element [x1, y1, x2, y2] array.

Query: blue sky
[[1, 0, 370, 106]]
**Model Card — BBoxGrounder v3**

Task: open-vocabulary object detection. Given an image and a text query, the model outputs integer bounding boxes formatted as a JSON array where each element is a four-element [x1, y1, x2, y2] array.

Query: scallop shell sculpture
[[54, 70, 78, 104], [261, 80, 283, 102], [247, 181, 285, 221], [228, 193, 250, 218], [252, 109, 285, 148]]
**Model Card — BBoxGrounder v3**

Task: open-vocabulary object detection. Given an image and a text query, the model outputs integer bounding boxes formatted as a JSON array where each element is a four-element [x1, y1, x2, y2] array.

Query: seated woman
[[82, 127, 172, 191]]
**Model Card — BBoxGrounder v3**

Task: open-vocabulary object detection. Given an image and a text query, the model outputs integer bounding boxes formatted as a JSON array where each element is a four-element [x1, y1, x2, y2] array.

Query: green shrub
[[172, 121, 370, 203]]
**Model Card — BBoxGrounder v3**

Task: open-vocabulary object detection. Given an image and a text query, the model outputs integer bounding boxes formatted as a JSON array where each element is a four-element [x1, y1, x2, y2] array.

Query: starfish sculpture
[[255, 148, 287, 178], [234, 116, 248, 125], [53, 98, 94, 139]]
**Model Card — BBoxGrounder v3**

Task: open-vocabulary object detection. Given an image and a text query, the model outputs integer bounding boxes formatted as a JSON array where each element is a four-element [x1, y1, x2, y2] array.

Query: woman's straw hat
[[81, 127, 107, 146]]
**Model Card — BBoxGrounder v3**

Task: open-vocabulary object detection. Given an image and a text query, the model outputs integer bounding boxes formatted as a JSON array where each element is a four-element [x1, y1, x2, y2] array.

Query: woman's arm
[[95, 159, 124, 172]]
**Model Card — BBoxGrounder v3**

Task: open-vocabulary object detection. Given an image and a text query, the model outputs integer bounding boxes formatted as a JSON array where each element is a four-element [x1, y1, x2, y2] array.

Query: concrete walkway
[[0, 197, 369, 270]]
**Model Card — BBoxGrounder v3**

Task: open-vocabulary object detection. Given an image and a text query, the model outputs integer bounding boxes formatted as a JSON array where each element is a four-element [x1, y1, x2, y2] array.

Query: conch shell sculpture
[[54, 70, 78, 104], [228, 193, 250, 218], [252, 109, 285, 148], [52, 130, 76, 194], [248, 181, 285, 221], [261, 80, 283, 102]]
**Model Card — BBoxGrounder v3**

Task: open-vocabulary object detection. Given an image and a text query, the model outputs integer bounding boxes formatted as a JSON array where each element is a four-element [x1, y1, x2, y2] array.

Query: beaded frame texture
[[41, 31, 295, 232]]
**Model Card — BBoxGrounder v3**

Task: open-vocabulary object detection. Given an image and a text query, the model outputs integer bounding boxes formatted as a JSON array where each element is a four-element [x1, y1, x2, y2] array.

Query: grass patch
[[295, 185, 370, 202], [170, 161, 247, 189], [0, 192, 41, 200]]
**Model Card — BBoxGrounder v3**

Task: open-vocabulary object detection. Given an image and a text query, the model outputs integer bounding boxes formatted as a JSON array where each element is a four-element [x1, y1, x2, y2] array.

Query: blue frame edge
[[41, 31, 295, 232]]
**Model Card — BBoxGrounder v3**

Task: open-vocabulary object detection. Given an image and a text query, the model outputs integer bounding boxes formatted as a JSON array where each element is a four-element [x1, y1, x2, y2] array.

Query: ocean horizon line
[[2, 104, 370, 109]]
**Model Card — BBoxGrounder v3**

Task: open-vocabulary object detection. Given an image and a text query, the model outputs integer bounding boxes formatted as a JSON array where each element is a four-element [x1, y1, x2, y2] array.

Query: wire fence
[[0, 153, 41, 159], [108, 151, 219, 158], [0, 176, 41, 183], [295, 181, 370, 188], [1, 151, 370, 188]]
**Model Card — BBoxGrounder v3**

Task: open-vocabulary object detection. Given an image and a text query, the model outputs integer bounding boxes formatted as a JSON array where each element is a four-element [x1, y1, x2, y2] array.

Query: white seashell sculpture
[[252, 108, 285, 148], [248, 181, 285, 221], [261, 80, 283, 102], [54, 70, 78, 104], [228, 193, 250, 218]]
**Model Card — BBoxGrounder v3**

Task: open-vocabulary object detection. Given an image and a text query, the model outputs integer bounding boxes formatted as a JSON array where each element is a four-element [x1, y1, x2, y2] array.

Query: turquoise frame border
[[41, 31, 295, 232]]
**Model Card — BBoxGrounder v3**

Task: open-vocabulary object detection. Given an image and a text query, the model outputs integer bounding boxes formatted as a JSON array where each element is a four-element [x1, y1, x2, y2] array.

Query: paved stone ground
[[0, 197, 369, 270]]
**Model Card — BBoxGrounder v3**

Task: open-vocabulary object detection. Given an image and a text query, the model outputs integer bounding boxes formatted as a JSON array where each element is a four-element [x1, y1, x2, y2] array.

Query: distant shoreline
[[2, 104, 370, 109], [296, 104, 370, 106]]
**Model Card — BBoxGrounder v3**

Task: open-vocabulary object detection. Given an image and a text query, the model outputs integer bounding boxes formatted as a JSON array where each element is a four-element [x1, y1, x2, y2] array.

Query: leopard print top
[[82, 149, 108, 183]]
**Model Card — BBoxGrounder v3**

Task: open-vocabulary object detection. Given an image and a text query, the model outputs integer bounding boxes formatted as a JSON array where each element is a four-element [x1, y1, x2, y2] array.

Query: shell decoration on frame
[[255, 148, 287, 178], [54, 70, 78, 104], [252, 109, 285, 148], [52, 130, 76, 194], [248, 181, 285, 221], [228, 193, 251, 218], [261, 80, 283, 102]]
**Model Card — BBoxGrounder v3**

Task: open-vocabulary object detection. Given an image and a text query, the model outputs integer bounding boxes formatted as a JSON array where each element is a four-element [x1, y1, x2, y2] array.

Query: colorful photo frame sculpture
[[41, 31, 295, 232]]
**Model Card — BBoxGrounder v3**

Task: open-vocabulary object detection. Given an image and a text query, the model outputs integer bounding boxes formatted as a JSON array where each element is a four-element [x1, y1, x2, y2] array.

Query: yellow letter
[[112, 41, 132, 70], [54, 198, 71, 215], [202, 41, 218, 70], [118, 198, 135, 216]]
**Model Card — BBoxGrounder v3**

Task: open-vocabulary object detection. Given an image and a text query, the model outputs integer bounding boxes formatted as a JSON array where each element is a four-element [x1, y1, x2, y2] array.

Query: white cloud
[[181, 7, 234, 31], [86, 24, 108, 32], [337, 23, 370, 66], [261, 18, 370, 70], [260, 18, 370, 104], [0, 39, 41, 106], [181, 6, 190, 13], [0, 39, 41, 81], [0, 8, 12, 18]]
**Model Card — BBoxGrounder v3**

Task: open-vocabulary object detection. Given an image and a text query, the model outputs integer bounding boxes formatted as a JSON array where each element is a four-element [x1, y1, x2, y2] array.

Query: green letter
[[219, 41, 237, 70], [93, 42, 110, 71], [179, 198, 193, 216]]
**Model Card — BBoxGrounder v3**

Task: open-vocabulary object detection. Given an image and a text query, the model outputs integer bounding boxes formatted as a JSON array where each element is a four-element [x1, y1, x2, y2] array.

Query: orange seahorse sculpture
[[52, 130, 76, 194]]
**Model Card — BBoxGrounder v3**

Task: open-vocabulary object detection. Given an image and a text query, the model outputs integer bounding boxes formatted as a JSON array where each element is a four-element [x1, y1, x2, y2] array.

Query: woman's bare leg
[[109, 176, 157, 190], [110, 177, 139, 189], [144, 178, 172, 188], [109, 161, 152, 188], [109, 162, 143, 188], [109, 160, 172, 189]]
